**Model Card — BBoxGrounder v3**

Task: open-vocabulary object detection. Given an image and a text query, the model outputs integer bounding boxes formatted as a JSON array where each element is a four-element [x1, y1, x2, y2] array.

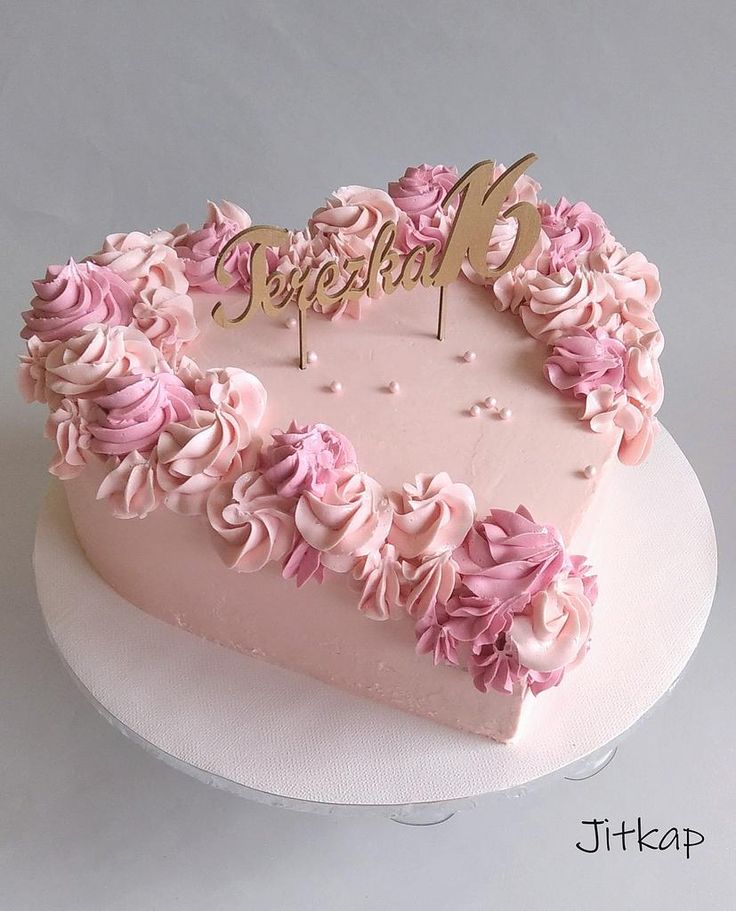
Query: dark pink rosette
[[544, 327, 626, 398], [538, 197, 609, 272], [262, 421, 357, 499], [22, 259, 135, 343], [387, 164, 459, 222]]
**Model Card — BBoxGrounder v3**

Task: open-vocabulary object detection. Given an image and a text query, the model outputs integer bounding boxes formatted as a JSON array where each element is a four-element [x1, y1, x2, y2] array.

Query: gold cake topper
[[212, 154, 541, 368]]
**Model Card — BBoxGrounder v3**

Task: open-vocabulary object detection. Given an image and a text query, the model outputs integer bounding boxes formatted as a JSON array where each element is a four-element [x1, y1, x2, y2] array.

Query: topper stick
[[436, 286, 446, 341], [298, 308, 307, 369]]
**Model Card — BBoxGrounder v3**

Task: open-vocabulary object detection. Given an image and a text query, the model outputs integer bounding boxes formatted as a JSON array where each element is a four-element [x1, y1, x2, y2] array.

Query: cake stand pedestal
[[33, 428, 717, 824]]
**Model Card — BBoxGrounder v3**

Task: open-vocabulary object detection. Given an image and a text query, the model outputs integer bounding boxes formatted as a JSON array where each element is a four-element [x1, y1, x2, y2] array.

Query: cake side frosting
[[18, 157, 664, 737]]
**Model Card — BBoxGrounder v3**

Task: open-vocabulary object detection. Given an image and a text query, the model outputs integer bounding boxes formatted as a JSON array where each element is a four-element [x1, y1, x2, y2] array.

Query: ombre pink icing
[[538, 197, 609, 272], [88, 229, 188, 295], [387, 164, 459, 221], [45, 397, 95, 480], [97, 450, 162, 519], [454, 506, 566, 605], [521, 266, 615, 342], [207, 472, 295, 573], [295, 470, 393, 573], [22, 260, 135, 343], [176, 200, 252, 293], [262, 421, 357, 499], [43, 324, 163, 402], [545, 328, 626, 398], [86, 372, 196, 456], [132, 287, 198, 360], [388, 472, 475, 560]]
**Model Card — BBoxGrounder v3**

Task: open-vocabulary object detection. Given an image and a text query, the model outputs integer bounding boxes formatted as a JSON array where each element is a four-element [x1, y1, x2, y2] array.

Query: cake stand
[[33, 428, 717, 825]]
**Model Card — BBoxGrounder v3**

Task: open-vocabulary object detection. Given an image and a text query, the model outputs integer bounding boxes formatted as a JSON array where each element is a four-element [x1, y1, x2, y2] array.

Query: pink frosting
[[86, 372, 196, 456], [444, 591, 514, 652], [388, 472, 475, 560], [538, 197, 609, 272], [589, 243, 661, 309], [88, 229, 188, 295], [415, 602, 460, 666], [463, 215, 549, 286], [387, 164, 459, 221], [308, 186, 399, 264], [43, 325, 163, 401], [354, 544, 404, 620], [491, 162, 542, 207], [262, 421, 357, 499], [394, 210, 452, 257], [18, 336, 59, 405], [22, 260, 135, 343], [520, 266, 615, 342], [207, 471, 295, 572], [132, 287, 198, 361], [97, 450, 162, 519], [195, 367, 268, 435], [155, 407, 260, 516], [469, 635, 523, 695], [616, 398, 659, 466], [403, 549, 459, 619], [282, 537, 326, 588], [295, 469, 393, 573], [511, 571, 594, 674], [454, 506, 566, 605], [176, 200, 252, 293], [545, 328, 626, 398], [279, 232, 359, 320], [45, 398, 95, 480]]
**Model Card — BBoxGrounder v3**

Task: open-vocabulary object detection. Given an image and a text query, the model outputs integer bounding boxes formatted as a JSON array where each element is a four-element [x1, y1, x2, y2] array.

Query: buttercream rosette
[[87, 228, 188, 295]]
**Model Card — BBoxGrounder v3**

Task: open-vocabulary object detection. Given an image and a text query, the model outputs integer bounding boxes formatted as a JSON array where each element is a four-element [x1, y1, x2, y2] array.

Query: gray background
[[1, 1, 734, 908]]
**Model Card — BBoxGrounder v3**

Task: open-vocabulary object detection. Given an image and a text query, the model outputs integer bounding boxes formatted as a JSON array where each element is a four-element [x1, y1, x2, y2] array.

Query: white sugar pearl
[[285, 316, 298, 329], [329, 380, 343, 394], [484, 396, 498, 410], [388, 380, 400, 394], [499, 406, 512, 421], [583, 464, 597, 479], [469, 404, 481, 417], [306, 350, 318, 364], [463, 350, 477, 363]]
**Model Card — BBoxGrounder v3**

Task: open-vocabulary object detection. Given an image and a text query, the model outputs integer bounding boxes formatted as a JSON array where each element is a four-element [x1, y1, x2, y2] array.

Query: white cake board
[[34, 428, 716, 821]]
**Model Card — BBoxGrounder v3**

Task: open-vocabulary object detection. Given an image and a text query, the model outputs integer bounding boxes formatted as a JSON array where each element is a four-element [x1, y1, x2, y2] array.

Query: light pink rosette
[[538, 197, 609, 272], [88, 229, 188, 294], [510, 571, 594, 676], [155, 406, 260, 516], [491, 265, 530, 314], [86, 372, 196, 456], [308, 186, 399, 266], [353, 543, 404, 620], [132, 287, 198, 361], [195, 367, 267, 435], [520, 266, 615, 342], [388, 472, 475, 560], [491, 162, 542, 207], [176, 200, 252, 293], [615, 298, 664, 354], [454, 506, 567, 605], [18, 336, 59, 404], [207, 471, 295, 573], [43, 324, 163, 402], [97, 450, 162, 519], [545, 328, 626, 398], [22, 260, 135, 343], [589, 243, 661, 309], [403, 549, 459, 619], [262, 421, 357, 499], [387, 164, 459, 222], [623, 343, 664, 412], [469, 635, 523, 694], [295, 469, 393, 573], [415, 603, 460, 666], [615, 399, 658, 466], [45, 398, 96, 480]]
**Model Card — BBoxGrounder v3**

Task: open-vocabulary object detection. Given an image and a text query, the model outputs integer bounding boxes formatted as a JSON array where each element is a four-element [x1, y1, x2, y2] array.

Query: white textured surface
[[35, 428, 716, 806]]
